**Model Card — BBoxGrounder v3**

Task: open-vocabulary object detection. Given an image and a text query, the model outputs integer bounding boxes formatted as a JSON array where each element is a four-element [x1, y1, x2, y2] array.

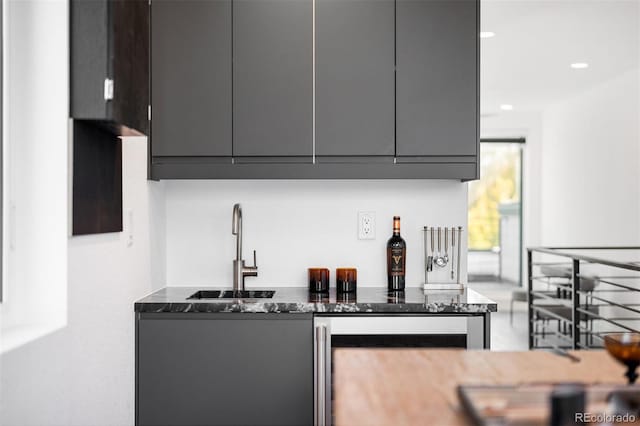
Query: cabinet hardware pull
[[314, 324, 327, 426]]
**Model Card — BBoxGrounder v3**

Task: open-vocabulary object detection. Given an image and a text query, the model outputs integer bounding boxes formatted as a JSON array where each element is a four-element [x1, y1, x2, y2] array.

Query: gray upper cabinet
[[151, 0, 232, 157], [149, 0, 479, 179], [315, 0, 395, 157], [396, 0, 478, 157], [233, 0, 313, 158]]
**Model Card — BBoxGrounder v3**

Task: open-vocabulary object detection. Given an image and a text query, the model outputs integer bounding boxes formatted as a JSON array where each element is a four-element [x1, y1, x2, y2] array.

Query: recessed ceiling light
[[480, 31, 496, 39], [570, 62, 589, 69], [500, 104, 513, 111]]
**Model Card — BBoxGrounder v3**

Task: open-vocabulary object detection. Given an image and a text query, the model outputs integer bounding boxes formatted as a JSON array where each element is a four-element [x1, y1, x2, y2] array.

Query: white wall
[[0, 0, 68, 351], [481, 111, 543, 283], [480, 69, 640, 278], [0, 138, 165, 426], [165, 180, 468, 287], [540, 69, 640, 246]]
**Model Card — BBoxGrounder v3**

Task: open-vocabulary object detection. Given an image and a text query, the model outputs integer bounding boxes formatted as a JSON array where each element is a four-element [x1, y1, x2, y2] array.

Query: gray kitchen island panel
[[136, 313, 313, 426]]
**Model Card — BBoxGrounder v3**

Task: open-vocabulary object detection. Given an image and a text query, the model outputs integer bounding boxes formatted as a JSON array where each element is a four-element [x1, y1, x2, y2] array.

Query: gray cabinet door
[[151, 0, 232, 157], [315, 0, 395, 157], [137, 314, 313, 426], [233, 0, 313, 157], [396, 0, 478, 157]]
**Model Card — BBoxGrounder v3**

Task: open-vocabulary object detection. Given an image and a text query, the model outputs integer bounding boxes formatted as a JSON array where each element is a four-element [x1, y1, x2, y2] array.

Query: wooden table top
[[333, 349, 626, 426]]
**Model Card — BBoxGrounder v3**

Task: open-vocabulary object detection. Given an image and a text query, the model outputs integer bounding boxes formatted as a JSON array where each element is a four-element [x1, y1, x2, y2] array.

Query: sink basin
[[187, 290, 275, 299], [187, 290, 221, 299]]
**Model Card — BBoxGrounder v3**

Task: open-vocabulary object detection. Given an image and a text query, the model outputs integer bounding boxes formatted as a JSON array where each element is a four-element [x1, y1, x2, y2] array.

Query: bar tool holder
[[423, 226, 464, 290]]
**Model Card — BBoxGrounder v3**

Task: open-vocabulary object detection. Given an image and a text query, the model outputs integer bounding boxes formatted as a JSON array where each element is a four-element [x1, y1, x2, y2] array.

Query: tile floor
[[467, 281, 529, 351]]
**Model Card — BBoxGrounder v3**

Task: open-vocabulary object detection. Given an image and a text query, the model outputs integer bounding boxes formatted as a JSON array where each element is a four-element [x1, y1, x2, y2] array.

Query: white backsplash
[[164, 180, 468, 288]]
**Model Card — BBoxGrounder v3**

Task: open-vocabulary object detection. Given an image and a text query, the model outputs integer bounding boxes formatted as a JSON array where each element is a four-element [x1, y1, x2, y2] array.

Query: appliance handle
[[314, 323, 327, 426]]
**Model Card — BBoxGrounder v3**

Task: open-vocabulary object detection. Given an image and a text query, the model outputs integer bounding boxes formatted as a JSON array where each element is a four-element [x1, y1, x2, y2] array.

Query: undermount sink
[[187, 290, 276, 300]]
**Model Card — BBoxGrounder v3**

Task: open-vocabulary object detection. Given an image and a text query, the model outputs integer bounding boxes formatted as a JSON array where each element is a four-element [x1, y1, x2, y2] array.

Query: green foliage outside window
[[468, 144, 520, 250]]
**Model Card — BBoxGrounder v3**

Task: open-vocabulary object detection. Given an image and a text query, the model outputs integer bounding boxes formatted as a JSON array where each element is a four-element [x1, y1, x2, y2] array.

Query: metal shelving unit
[[527, 247, 640, 351]]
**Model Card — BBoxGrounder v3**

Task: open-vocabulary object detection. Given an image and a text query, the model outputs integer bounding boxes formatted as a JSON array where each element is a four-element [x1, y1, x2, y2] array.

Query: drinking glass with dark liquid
[[387, 216, 406, 291], [308, 268, 330, 293], [336, 268, 357, 293]]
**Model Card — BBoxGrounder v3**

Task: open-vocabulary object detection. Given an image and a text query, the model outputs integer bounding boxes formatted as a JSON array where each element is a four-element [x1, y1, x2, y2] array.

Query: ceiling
[[481, 0, 640, 115]]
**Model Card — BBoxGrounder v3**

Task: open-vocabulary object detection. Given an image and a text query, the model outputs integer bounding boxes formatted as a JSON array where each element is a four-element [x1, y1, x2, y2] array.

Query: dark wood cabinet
[[70, 0, 149, 234], [151, 0, 232, 157], [72, 121, 122, 235], [70, 0, 149, 136], [136, 314, 313, 426], [232, 0, 313, 158], [396, 0, 478, 158], [315, 0, 395, 158]]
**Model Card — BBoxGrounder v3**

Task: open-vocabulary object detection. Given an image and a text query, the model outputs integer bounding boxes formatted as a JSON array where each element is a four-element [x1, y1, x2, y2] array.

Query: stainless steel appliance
[[313, 315, 487, 426]]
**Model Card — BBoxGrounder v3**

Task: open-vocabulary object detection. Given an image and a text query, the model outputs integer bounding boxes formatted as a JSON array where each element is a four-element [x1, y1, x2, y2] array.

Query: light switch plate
[[125, 208, 134, 247], [358, 211, 376, 240]]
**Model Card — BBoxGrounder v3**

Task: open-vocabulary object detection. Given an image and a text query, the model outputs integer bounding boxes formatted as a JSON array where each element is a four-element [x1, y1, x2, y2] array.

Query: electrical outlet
[[358, 211, 376, 240]]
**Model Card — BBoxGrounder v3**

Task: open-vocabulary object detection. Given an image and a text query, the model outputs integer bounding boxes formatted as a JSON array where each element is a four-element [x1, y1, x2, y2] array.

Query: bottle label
[[390, 247, 404, 275]]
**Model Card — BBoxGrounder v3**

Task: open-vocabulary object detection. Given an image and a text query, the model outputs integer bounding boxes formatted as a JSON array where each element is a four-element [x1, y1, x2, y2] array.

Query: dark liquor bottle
[[387, 216, 406, 291]]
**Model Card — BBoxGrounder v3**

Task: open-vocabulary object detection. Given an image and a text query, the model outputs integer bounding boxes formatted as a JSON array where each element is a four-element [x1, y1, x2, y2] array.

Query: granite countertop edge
[[134, 287, 498, 314]]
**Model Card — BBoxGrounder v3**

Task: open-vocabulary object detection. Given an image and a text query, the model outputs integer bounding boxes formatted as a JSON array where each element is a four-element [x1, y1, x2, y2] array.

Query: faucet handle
[[243, 250, 258, 278]]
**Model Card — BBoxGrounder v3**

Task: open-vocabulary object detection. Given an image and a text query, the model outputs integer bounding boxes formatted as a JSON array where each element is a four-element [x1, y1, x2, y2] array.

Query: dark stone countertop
[[134, 286, 497, 314]]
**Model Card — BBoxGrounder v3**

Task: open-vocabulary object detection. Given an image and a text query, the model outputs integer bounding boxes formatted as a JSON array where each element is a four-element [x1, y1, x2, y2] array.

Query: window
[[468, 140, 523, 284], [468, 143, 521, 250], [0, 0, 68, 352]]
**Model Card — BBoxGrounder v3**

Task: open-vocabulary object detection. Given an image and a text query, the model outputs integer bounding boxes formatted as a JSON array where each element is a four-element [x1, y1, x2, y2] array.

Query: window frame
[[468, 137, 525, 284]]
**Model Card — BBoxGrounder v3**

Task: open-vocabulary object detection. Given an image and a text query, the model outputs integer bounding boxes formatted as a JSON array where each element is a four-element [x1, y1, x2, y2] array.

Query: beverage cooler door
[[312, 315, 486, 426]]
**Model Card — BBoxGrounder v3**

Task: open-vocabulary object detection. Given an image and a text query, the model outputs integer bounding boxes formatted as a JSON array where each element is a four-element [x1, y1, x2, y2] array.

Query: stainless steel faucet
[[232, 203, 258, 290]]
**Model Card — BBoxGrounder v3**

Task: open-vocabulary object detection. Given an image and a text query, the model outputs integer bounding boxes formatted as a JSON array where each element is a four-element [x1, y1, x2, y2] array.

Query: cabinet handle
[[314, 324, 327, 426]]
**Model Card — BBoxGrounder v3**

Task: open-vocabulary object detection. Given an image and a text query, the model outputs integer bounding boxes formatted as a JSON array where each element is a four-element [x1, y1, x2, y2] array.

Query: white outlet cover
[[358, 211, 376, 240]]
